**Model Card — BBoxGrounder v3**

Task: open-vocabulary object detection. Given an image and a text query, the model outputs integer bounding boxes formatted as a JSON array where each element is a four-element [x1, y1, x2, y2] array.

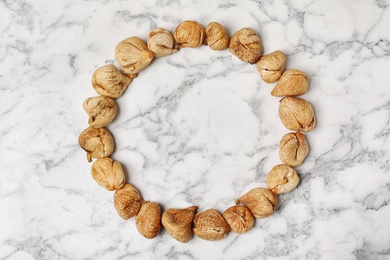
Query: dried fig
[[174, 20, 206, 48], [279, 131, 309, 166], [271, 69, 309, 96], [229, 28, 263, 64], [92, 64, 135, 99], [256, 50, 286, 83], [83, 96, 117, 128], [235, 188, 277, 219], [147, 28, 178, 57], [205, 22, 230, 50], [223, 205, 254, 234], [135, 201, 161, 239], [162, 206, 197, 243], [91, 157, 125, 191], [266, 164, 300, 194], [114, 183, 142, 219], [279, 96, 316, 132], [115, 37, 154, 74], [78, 126, 114, 162], [193, 209, 230, 241]]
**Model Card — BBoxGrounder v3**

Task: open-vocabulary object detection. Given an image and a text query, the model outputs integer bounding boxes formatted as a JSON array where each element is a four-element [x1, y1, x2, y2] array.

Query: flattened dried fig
[[266, 164, 300, 194], [256, 50, 286, 83], [223, 205, 254, 234], [136, 201, 161, 239], [193, 209, 230, 241], [162, 206, 197, 243], [229, 28, 263, 64], [92, 64, 135, 99], [78, 126, 114, 162], [174, 20, 206, 48], [235, 188, 277, 219], [115, 37, 154, 74], [83, 96, 117, 128], [279, 131, 309, 166], [91, 157, 125, 191], [114, 183, 142, 219]]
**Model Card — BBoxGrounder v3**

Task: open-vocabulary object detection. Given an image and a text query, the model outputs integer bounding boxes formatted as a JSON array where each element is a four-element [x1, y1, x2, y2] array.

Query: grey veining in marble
[[1, 0, 390, 259]]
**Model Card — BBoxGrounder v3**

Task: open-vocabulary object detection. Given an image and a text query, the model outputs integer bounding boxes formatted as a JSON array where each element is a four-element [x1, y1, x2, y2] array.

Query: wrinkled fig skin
[[256, 50, 286, 83], [162, 206, 198, 243], [174, 20, 206, 48], [115, 37, 154, 74], [83, 96, 117, 128], [223, 205, 254, 234], [271, 69, 309, 96], [205, 22, 230, 51], [91, 158, 125, 191], [78, 126, 114, 162], [280, 132, 309, 166], [279, 96, 316, 132], [267, 164, 300, 194], [92, 64, 135, 99], [136, 201, 161, 239], [193, 209, 231, 241], [147, 28, 179, 58], [114, 183, 142, 220], [235, 188, 277, 219], [229, 28, 263, 64]]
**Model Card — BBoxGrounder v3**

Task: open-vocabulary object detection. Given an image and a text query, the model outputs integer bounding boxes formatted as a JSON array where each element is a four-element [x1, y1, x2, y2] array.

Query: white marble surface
[[1, 0, 390, 259]]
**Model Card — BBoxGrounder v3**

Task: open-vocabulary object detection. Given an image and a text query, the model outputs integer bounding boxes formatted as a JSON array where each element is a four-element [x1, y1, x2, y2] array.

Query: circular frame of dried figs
[[79, 20, 316, 242]]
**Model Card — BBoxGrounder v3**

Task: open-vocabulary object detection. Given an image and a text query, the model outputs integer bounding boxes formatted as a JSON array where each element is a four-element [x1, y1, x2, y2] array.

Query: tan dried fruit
[[235, 188, 277, 219], [205, 22, 230, 51], [174, 20, 206, 48], [136, 201, 161, 239], [115, 37, 154, 74], [223, 205, 254, 234], [256, 50, 286, 83], [229, 28, 263, 64], [92, 64, 135, 99], [91, 158, 125, 191], [271, 69, 309, 96], [162, 206, 198, 243], [83, 96, 117, 128], [78, 126, 114, 162], [147, 28, 178, 58], [193, 209, 230, 241], [267, 164, 300, 194], [114, 183, 142, 219], [279, 96, 316, 132], [280, 132, 309, 166]]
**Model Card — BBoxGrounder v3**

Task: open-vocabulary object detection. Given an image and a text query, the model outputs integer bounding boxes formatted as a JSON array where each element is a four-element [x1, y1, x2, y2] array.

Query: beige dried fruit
[[271, 69, 309, 96], [229, 28, 263, 64], [115, 37, 154, 74], [78, 126, 114, 162], [266, 164, 300, 194], [256, 50, 286, 83], [83, 96, 117, 128], [279, 96, 316, 132], [193, 209, 230, 241], [280, 132, 309, 166], [235, 188, 277, 219], [136, 201, 161, 239], [162, 206, 198, 243], [147, 28, 178, 58], [205, 22, 230, 51], [92, 64, 135, 99], [114, 183, 142, 219], [223, 205, 254, 234], [174, 20, 206, 48], [91, 158, 125, 191]]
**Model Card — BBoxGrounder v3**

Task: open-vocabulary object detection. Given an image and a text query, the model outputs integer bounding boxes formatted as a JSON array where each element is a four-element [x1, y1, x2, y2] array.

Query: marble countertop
[[1, 0, 390, 259]]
